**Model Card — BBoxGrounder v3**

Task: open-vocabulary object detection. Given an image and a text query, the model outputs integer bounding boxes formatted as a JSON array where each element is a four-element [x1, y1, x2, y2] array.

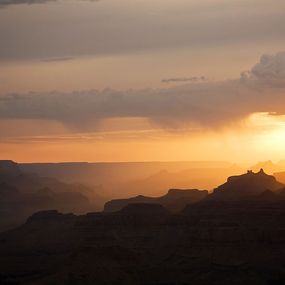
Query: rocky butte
[[104, 188, 208, 212]]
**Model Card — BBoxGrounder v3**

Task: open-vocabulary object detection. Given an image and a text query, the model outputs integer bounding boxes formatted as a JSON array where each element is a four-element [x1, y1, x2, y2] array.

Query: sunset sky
[[0, 0, 285, 163]]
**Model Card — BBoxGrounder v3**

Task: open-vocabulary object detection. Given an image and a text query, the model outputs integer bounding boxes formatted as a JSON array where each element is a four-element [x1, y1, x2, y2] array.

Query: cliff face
[[104, 188, 208, 212]]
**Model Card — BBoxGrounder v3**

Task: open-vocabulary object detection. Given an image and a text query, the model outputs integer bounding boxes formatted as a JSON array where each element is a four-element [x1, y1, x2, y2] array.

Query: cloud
[[0, 0, 54, 6], [41, 56, 75, 63], [0, 0, 284, 61], [0, 0, 99, 7], [162, 77, 207, 84], [241, 52, 285, 88], [0, 52, 285, 130]]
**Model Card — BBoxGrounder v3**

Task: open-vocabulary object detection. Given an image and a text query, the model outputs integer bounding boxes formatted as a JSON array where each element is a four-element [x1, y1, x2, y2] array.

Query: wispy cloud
[[162, 76, 207, 84], [41, 56, 75, 63], [0, 128, 186, 144]]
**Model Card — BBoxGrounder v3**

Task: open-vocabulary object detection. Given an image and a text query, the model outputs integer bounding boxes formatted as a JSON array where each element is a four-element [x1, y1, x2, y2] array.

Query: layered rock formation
[[104, 188, 208, 212], [1, 170, 285, 284]]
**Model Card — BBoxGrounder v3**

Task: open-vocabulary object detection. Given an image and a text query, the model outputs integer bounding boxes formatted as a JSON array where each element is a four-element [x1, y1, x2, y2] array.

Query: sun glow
[[247, 112, 285, 159]]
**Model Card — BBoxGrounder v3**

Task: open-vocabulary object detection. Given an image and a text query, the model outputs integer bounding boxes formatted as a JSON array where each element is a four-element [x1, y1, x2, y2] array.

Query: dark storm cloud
[[0, 52, 285, 130], [0, 0, 54, 6], [241, 52, 285, 88], [0, 0, 98, 6]]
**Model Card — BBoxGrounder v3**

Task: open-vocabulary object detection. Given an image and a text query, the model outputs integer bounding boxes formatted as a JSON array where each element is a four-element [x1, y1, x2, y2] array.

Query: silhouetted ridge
[[27, 210, 75, 223], [104, 188, 208, 212], [3, 169, 285, 284], [0, 160, 21, 176], [29, 210, 62, 220], [167, 188, 202, 197], [210, 169, 284, 201]]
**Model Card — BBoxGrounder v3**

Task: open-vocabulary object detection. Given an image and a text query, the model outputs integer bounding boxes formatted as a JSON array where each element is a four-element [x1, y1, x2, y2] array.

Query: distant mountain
[[0, 181, 94, 232], [0, 160, 104, 232], [0, 160, 103, 202], [19, 161, 236, 196], [252, 161, 285, 184], [209, 169, 284, 201], [251, 160, 285, 174], [113, 165, 243, 198], [0, 160, 21, 175], [274, 171, 285, 184], [104, 188, 208, 212]]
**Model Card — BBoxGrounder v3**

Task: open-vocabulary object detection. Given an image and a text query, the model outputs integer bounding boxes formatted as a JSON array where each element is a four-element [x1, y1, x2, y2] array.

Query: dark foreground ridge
[[2, 201, 285, 284], [1, 170, 285, 284]]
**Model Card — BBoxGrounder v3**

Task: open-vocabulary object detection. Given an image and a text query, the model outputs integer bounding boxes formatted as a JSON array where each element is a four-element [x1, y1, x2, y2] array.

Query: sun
[[248, 112, 285, 159]]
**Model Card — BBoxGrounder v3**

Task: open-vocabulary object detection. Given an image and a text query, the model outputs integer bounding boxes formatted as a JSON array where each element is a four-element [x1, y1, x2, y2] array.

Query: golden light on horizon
[[253, 113, 285, 148], [0, 112, 285, 164]]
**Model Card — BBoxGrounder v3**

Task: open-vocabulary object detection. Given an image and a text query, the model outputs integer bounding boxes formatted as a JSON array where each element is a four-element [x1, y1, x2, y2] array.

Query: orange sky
[[0, 113, 285, 163], [1, 0, 285, 163]]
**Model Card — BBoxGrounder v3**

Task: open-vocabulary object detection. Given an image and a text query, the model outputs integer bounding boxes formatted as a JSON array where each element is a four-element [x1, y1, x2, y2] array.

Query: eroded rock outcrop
[[210, 169, 284, 201], [104, 188, 208, 212]]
